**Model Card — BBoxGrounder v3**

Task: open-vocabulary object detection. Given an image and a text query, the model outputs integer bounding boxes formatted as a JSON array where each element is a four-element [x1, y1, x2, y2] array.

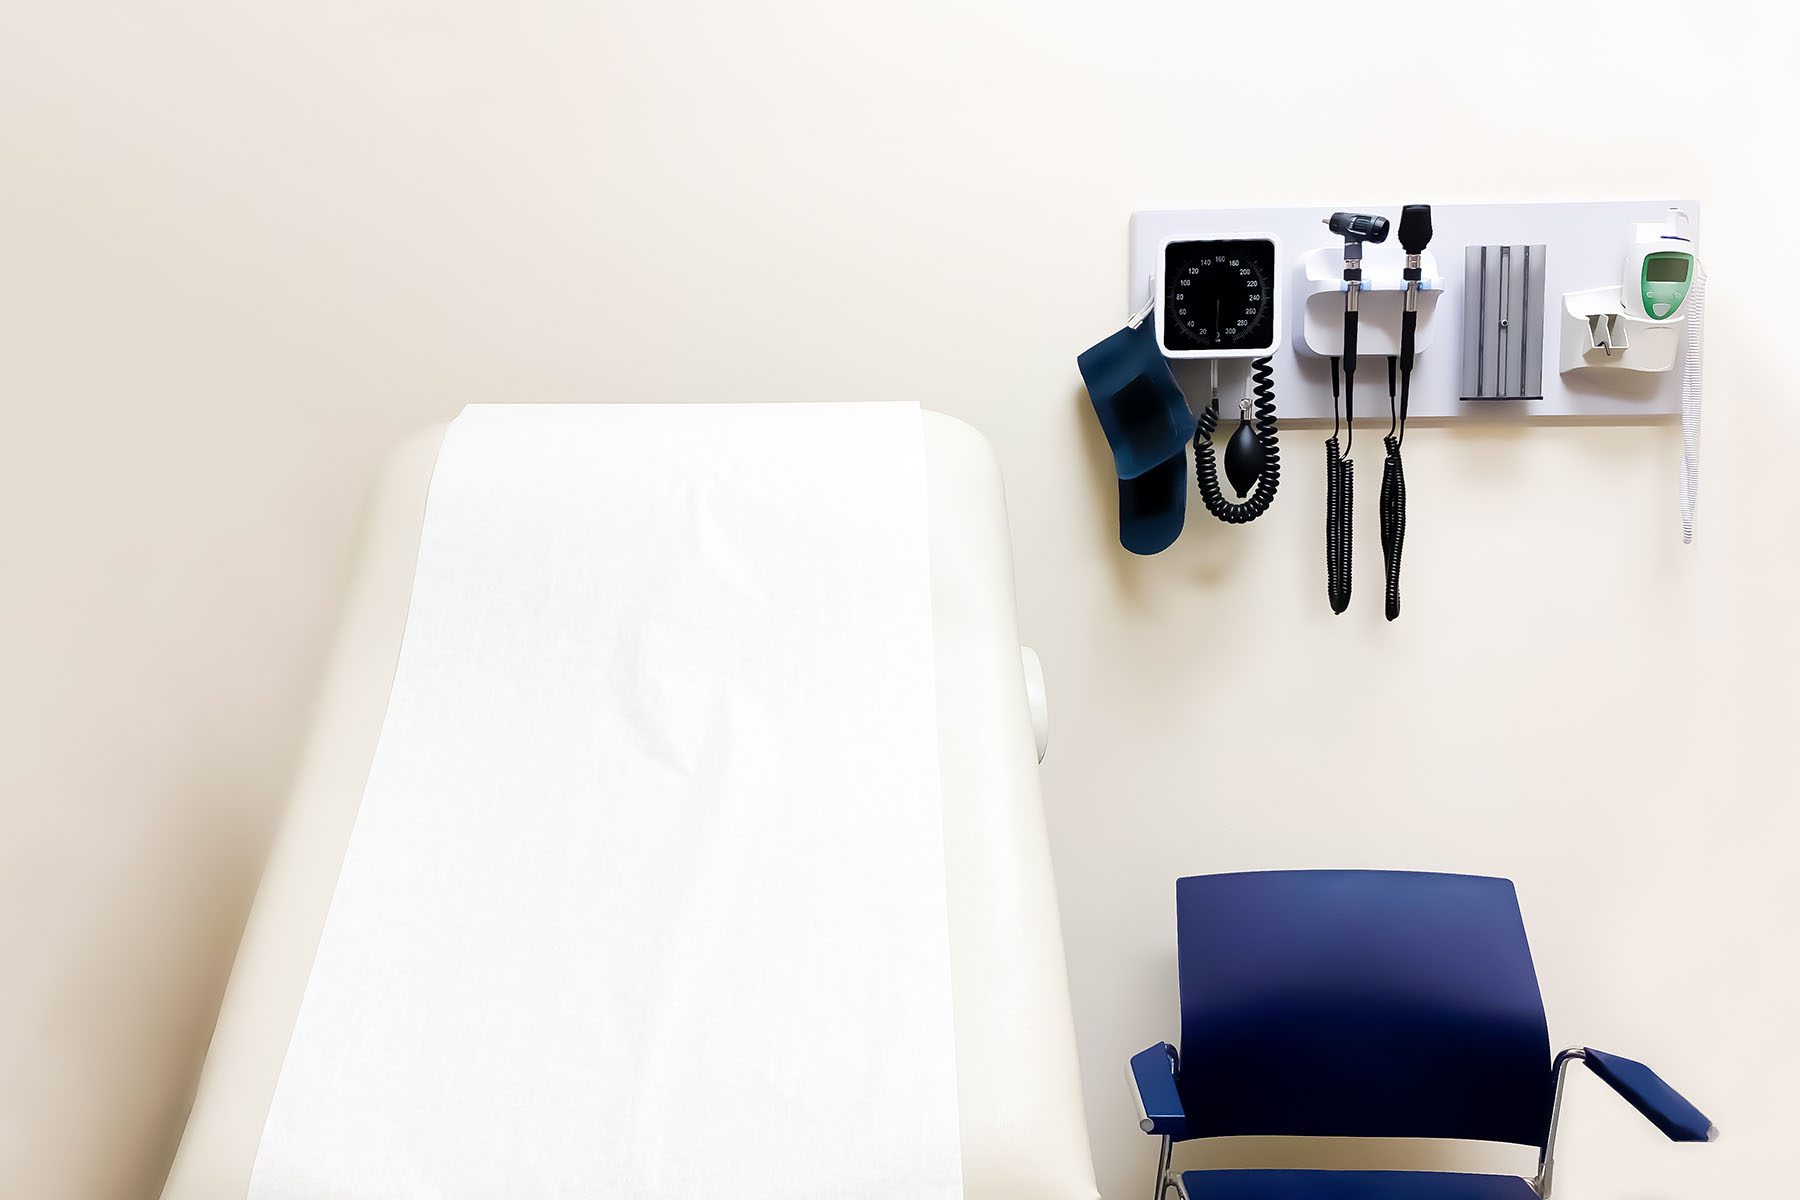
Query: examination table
[[158, 411, 1099, 1199]]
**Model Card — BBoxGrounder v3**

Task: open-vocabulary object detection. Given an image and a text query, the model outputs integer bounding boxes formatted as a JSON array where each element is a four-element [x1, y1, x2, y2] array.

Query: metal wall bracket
[[1461, 244, 1546, 401]]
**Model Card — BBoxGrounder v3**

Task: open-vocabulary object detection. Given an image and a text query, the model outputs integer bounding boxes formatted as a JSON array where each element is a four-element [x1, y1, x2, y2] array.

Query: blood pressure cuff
[[1078, 317, 1194, 555]]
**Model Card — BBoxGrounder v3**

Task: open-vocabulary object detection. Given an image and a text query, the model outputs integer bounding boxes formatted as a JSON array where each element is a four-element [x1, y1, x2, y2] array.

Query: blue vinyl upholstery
[[1129, 1042, 1187, 1137], [1133, 871, 1715, 1199], [1179, 1169, 1538, 1200], [1583, 1048, 1715, 1142], [1174, 871, 1553, 1146]]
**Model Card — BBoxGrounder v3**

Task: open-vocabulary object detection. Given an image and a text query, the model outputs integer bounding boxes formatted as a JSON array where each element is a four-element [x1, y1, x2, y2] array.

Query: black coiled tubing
[[1324, 355, 1353, 614], [1380, 354, 1408, 621], [1193, 357, 1280, 524], [1380, 434, 1406, 621], [1324, 438, 1353, 613]]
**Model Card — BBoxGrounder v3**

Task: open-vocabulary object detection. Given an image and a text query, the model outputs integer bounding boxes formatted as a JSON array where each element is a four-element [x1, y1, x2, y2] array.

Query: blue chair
[[1128, 870, 1715, 1200]]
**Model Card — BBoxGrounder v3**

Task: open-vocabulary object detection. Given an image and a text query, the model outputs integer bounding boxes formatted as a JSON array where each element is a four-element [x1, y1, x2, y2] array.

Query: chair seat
[[1180, 1169, 1538, 1200]]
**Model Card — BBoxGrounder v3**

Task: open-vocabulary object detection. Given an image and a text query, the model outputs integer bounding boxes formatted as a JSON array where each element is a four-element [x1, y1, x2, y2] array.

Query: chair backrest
[[1175, 870, 1553, 1147]]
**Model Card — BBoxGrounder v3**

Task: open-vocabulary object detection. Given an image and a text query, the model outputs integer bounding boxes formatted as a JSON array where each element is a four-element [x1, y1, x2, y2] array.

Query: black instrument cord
[[1381, 204, 1432, 622], [1324, 355, 1353, 614], [1380, 355, 1407, 622], [1386, 354, 1399, 439], [1320, 212, 1388, 617], [1194, 357, 1281, 523]]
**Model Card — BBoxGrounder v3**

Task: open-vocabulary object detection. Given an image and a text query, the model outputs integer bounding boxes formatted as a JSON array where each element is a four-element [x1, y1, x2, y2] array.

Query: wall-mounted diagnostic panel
[[1127, 200, 1699, 422], [1080, 199, 1708, 618]]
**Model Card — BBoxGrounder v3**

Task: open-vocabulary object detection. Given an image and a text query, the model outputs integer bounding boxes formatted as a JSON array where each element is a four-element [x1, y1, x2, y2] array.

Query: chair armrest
[[1127, 1042, 1187, 1137], [1583, 1047, 1717, 1142]]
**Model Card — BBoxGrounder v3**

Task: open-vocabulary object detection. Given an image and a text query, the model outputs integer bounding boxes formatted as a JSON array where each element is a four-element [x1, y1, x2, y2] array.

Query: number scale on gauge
[[1160, 238, 1278, 356]]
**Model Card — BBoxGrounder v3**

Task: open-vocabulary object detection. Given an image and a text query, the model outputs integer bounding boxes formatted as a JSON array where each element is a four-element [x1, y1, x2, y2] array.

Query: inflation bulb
[[1225, 399, 1264, 497]]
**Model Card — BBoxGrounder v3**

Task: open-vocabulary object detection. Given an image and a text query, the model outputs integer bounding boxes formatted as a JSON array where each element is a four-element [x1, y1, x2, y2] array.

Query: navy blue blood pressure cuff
[[1077, 318, 1194, 555]]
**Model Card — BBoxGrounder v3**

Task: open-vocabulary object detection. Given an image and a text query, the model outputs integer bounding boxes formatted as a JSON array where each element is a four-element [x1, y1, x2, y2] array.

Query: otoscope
[[1326, 211, 1390, 413], [1381, 204, 1432, 621], [1322, 211, 1389, 615]]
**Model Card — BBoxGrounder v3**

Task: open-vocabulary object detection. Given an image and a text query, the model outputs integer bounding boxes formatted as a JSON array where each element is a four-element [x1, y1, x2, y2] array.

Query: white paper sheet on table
[[248, 402, 963, 1200]]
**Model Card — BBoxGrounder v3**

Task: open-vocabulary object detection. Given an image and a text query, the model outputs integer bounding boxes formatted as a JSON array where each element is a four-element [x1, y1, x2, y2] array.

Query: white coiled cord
[[1680, 264, 1707, 543]]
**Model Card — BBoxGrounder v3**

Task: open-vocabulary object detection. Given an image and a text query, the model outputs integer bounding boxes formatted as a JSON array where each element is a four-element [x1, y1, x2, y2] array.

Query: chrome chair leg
[[1153, 1134, 1176, 1200]]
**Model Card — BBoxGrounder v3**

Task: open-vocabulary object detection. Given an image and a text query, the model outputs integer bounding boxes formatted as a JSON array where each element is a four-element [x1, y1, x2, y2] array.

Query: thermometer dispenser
[[1624, 210, 1698, 321], [1559, 208, 1699, 375]]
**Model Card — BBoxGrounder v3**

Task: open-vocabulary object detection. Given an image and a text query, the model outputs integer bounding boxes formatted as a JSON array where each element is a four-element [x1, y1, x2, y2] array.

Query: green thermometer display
[[1640, 250, 1695, 320]]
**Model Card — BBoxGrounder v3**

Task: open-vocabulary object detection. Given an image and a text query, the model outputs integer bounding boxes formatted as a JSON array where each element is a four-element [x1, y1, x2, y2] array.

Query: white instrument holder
[[1560, 286, 1682, 374], [1294, 243, 1445, 359]]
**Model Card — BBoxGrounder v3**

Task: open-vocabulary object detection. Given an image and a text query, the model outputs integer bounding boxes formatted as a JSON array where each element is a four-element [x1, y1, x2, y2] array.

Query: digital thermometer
[[1624, 210, 1697, 321], [1621, 208, 1707, 542]]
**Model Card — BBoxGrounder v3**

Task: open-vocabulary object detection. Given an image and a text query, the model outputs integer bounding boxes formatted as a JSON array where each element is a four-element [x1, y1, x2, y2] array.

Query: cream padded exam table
[[159, 411, 1099, 1199]]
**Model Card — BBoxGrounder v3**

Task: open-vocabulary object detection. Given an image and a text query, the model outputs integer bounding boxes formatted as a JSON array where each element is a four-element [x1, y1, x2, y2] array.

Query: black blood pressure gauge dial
[[1158, 237, 1281, 357]]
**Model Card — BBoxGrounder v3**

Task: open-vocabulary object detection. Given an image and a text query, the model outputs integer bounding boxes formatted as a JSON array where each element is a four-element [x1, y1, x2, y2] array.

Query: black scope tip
[[1326, 212, 1391, 244], [1399, 204, 1434, 253]]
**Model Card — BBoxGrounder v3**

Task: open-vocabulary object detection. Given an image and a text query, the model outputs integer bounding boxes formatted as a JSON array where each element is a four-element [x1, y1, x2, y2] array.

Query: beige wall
[[2, 2, 1794, 1197]]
